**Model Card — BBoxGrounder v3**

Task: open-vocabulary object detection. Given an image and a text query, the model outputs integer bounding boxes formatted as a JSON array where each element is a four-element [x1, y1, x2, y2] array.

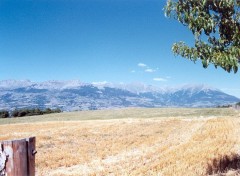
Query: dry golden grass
[[0, 108, 240, 175]]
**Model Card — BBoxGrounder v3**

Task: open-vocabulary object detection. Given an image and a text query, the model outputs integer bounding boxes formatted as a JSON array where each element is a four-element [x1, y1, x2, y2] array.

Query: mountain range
[[0, 80, 239, 111]]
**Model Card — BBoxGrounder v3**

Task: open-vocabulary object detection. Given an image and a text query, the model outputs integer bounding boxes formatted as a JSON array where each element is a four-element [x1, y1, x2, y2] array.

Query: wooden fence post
[[0, 137, 36, 176]]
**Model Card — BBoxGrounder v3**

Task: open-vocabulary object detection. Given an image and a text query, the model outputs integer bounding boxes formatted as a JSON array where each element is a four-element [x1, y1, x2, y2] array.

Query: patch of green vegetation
[[0, 108, 61, 119]]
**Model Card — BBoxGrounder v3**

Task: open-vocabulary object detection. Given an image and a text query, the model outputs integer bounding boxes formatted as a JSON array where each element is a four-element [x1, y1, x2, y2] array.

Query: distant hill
[[0, 80, 239, 111]]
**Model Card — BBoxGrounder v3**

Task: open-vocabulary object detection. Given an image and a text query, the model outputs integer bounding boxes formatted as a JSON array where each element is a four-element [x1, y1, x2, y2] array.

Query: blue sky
[[0, 0, 240, 97]]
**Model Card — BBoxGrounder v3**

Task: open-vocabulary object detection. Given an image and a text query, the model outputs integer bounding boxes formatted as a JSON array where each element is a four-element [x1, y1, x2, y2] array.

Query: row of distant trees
[[216, 102, 240, 108], [0, 108, 61, 118]]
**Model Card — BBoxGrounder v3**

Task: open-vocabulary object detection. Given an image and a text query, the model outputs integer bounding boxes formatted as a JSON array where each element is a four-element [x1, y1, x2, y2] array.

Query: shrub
[[0, 110, 9, 118]]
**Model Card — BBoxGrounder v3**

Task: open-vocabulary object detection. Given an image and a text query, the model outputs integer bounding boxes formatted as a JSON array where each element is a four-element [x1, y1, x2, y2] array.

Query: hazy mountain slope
[[0, 80, 239, 111]]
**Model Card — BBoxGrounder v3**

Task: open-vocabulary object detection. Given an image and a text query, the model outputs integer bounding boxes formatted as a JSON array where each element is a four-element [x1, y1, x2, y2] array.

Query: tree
[[0, 110, 9, 118], [53, 108, 62, 113], [12, 109, 19, 117], [165, 0, 240, 73], [34, 108, 42, 115], [43, 108, 52, 114], [18, 110, 27, 117]]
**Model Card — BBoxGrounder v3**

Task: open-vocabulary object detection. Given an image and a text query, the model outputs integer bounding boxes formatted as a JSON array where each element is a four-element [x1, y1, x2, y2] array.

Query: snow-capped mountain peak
[[0, 80, 88, 90], [0, 79, 33, 89]]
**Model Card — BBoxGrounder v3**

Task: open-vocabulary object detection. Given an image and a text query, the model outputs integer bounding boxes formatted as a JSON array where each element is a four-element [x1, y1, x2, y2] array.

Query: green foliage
[[0, 110, 9, 118], [53, 108, 62, 113], [165, 0, 240, 73], [236, 102, 240, 106], [12, 109, 19, 117], [43, 108, 52, 114], [11, 108, 62, 118], [18, 110, 27, 117], [216, 104, 232, 108]]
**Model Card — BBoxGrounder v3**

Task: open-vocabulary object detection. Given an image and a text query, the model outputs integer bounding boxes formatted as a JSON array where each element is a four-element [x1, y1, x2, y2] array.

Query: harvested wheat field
[[1, 108, 240, 176]]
